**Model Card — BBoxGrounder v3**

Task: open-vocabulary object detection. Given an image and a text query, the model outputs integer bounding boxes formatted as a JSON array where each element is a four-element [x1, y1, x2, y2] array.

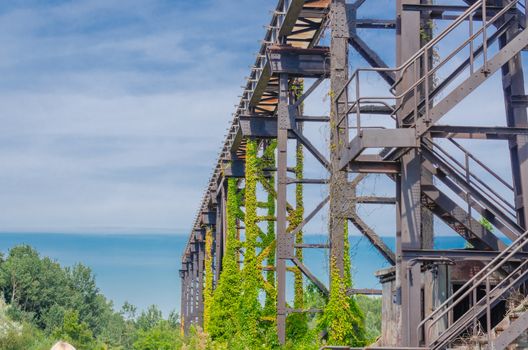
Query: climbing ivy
[[203, 227, 214, 333], [294, 137, 305, 309], [286, 133, 309, 340], [238, 139, 262, 345], [319, 221, 366, 346], [208, 178, 242, 341], [262, 141, 278, 318]]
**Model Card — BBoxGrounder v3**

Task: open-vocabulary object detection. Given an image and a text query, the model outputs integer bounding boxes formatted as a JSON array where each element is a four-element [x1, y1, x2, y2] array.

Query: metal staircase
[[338, 0, 528, 168], [419, 229, 528, 349], [338, 1, 528, 349]]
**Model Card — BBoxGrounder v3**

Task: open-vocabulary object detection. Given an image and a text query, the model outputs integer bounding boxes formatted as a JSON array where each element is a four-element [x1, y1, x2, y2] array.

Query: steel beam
[[396, 1, 423, 346], [416, 28, 528, 135], [429, 125, 528, 139], [348, 34, 396, 86], [498, 1, 528, 230], [276, 73, 290, 344], [339, 129, 418, 169], [348, 213, 396, 265], [403, 249, 528, 262], [329, 0, 350, 279], [422, 184, 507, 251], [268, 45, 330, 78], [491, 310, 528, 350]]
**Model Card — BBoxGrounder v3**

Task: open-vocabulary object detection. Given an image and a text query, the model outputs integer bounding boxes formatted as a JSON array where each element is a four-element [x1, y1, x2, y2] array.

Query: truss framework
[[180, 0, 528, 348]]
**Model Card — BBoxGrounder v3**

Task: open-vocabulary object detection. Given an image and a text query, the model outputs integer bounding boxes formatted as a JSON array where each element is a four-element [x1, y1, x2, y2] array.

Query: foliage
[[52, 310, 95, 350], [0, 245, 181, 350], [319, 225, 367, 347], [203, 228, 214, 333], [0, 245, 115, 338], [133, 321, 182, 350], [479, 217, 493, 232], [261, 141, 277, 317], [319, 256, 366, 346], [286, 136, 309, 340], [136, 305, 163, 331], [238, 139, 262, 344], [356, 296, 382, 343], [208, 178, 242, 341]]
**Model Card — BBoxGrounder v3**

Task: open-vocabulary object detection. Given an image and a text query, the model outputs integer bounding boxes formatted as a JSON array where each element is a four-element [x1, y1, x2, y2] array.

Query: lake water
[[0, 233, 467, 315]]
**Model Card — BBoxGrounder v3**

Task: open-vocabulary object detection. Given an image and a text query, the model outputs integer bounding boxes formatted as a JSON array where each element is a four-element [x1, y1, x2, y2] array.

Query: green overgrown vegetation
[[0, 245, 183, 350], [203, 137, 380, 349], [1, 126, 382, 349]]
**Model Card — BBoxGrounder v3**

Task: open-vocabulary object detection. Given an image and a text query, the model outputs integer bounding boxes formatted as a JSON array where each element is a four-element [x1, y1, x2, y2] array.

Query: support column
[[193, 250, 199, 325], [498, 0, 528, 229], [197, 239, 205, 326], [396, 0, 423, 347], [187, 256, 195, 329], [214, 188, 223, 288], [181, 268, 188, 333], [329, 0, 350, 277], [276, 73, 293, 344]]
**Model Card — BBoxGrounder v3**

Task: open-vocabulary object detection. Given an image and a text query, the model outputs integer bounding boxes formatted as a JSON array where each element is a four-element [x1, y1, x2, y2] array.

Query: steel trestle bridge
[[180, 0, 528, 348]]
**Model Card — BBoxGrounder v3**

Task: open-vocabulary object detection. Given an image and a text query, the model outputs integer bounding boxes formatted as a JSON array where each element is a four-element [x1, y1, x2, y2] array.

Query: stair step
[[469, 335, 490, 344]]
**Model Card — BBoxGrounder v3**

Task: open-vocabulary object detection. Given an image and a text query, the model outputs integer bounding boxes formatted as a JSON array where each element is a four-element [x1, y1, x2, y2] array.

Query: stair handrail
[[428, 140, 516, 218], [417, 228, 528, 343], [335, 0, 522, 130]]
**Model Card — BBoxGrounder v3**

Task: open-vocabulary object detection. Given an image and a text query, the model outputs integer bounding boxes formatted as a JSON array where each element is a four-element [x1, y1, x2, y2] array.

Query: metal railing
[[418, 229, 528, 349], [427, 139, 516, 221], [335, 0, 526, 132]]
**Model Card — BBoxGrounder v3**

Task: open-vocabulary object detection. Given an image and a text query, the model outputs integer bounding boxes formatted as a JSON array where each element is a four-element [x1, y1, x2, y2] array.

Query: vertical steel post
[[193, 249, 200, 325], [329, 0, 350, 277], [396, 0, 423, 347], [214, 189, 224, 288], [420, 3, 436, 344], [498, 0, 528, 229], [181, 268, 188, 333], [197, 238, 205, 326], [276, 73, 291, 344], [189, 255, 196, 327]]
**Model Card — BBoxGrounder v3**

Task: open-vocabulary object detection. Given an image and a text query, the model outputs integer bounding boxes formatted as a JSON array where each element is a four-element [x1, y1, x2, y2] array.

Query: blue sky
[[0, 0, 520, 238], [0, 0, 273, 233]]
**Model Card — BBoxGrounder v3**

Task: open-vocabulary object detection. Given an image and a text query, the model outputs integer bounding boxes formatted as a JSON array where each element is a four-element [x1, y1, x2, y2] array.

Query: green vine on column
[[287, 131, 309, 340], [319, 221, 366, 346], [208, 178, 242, 341], [203, 227, 213, 333], [238, 139, 262, 344], [262, 141, 277, 318]]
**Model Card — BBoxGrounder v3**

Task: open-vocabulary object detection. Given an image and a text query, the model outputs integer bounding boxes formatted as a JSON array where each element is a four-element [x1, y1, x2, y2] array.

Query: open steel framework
[[180, 0, 528, 348]]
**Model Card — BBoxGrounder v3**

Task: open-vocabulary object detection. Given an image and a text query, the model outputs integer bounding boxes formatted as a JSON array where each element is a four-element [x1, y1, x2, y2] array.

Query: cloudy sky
[[0, 0, 275, 234], [0, 0, 520, 237]]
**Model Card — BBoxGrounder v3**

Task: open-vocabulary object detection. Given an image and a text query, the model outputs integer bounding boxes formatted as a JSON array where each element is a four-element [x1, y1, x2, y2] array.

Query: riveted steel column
[[189, 257, 194, 327], [214, 188, 224, 287], [396, 0, 422, 347], [276, 73, 292, 344], [329, 0, 350, 278], [197, 237, 205, 327], [498, 0, 528, 229], [192, 250, 200, 325], [180, 267, 188, 334]]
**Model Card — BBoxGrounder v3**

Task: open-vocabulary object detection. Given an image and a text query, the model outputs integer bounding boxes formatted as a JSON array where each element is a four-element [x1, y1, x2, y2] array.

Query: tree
[[0, 245, 69, 327], [133, 321, 181, 350], [66, 264, 110, 336], [53, 310, 95, 350], [136, 305, 163, 331]]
